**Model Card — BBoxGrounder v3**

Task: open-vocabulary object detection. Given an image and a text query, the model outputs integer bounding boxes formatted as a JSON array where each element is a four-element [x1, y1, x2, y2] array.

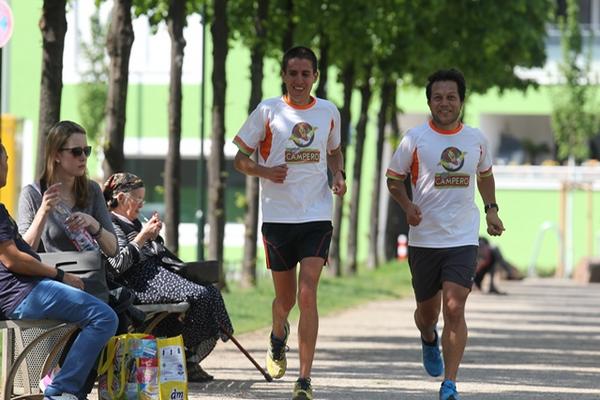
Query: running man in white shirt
[[233, 46, 346, 400], [386, 69, 504, 400]]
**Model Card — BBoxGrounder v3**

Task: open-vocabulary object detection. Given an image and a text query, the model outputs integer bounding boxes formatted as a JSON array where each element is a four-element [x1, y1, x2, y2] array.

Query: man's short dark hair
[[426, 69, 466, 102], [282, 46, 318, 73]]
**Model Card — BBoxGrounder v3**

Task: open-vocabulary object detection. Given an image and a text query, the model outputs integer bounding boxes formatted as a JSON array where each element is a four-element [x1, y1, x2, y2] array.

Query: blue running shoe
[[421, 329, 443, 377], [439, 379, 460, 400]]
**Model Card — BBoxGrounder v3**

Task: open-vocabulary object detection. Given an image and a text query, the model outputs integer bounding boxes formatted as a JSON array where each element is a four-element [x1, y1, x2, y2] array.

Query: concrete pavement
[[193, 278, 600, 399]]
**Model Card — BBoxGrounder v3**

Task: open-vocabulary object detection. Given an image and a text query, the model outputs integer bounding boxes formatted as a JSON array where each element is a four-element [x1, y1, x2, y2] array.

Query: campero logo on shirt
[[286, 121, 320, 163], [435, 146, 469, 187]]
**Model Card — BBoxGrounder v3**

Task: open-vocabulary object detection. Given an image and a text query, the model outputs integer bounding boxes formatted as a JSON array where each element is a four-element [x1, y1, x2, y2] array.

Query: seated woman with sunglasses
[[0, 142, 118, 400], [17, 121, 119, 398], [17, 120, 117, 259], [102, 172, 234, 382]]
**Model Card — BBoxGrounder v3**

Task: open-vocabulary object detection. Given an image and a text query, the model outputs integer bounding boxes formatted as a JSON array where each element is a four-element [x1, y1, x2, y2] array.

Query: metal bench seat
[[1, 320, 78, 400]]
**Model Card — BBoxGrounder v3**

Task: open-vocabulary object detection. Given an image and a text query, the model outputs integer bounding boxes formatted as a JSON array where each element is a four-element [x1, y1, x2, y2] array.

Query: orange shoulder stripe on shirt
[[479, 166, 493, 177], [386, 169, 406, 180], [259, 119, 273, 161], [233, 135, 254, 156]]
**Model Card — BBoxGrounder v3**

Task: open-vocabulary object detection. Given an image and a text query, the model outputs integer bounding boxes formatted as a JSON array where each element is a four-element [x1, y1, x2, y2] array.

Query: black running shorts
[[408, 245, 478, 302], [261, 221, 333, 271]]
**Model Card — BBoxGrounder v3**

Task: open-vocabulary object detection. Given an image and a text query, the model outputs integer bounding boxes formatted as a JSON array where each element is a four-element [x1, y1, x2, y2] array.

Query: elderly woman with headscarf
[[102, 172, 233, 382]]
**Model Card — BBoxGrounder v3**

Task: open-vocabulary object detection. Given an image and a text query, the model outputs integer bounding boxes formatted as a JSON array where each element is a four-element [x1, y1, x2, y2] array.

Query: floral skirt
[[122, 260, 233, 359]]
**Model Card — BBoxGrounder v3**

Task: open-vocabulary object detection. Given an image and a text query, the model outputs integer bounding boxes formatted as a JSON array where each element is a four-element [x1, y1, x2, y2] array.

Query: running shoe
[[292, 377, 313, 400], [439, 379, 461, 400], [266, 320, 290, 379], [421, 328, 444, 377]]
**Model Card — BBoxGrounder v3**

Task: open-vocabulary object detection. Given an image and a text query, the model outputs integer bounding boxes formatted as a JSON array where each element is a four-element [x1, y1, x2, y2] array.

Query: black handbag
[[39, 250, 110, 303], [157, 245, 219, 284], [164, 260, 220, 285]]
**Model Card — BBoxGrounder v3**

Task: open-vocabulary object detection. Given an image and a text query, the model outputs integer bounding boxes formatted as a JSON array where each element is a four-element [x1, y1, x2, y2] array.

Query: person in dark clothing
[[476, 237, 523, 294], [475, 237, 506, 294]]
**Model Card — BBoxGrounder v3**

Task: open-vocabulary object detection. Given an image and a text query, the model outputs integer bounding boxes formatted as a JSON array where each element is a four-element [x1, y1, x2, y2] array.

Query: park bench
[[0, 302, 190, 400]]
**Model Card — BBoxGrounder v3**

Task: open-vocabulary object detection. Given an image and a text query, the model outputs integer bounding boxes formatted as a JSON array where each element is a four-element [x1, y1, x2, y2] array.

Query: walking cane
[[219, 324, 273, 382]]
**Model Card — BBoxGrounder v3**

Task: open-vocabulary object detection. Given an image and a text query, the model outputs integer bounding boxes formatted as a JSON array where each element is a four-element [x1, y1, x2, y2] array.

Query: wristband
[[54, 268, 65, 282], [91, 224, 103, 238], [484, 203, 499, 213]]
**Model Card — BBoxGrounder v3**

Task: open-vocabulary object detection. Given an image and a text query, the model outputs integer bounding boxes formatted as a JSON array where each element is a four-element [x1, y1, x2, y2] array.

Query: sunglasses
[[60, 146, 92, 157]]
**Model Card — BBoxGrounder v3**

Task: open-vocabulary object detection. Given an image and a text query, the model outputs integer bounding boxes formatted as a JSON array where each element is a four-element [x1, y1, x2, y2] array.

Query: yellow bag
[[157, 335, 188, 400], [97, 333, 188, 400]]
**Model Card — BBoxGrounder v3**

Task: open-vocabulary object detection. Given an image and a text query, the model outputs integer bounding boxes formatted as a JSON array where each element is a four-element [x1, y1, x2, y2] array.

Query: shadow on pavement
[[193, 280, 600, 399]]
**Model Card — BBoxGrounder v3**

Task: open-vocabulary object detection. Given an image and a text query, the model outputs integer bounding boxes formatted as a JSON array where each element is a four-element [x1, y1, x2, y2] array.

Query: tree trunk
[[315, 33, 328, 99], [209, 0, 229, 289], [367, 80, 393, 269], [241, 0, 268, 288], [164, 0, 186, 253], [384, 85, 410, 260], [36, 0, 67, 176], [329, 63, 354, 277], [103, 0, 134, 179], [347, 67, 372, 275]]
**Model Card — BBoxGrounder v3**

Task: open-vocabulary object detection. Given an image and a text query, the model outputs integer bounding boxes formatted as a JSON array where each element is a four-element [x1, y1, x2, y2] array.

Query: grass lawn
[[222, 259, 413, 334]]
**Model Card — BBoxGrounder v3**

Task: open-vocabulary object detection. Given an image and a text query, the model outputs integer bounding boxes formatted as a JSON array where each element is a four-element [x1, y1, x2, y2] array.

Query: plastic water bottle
[[53, 202, 99, 251]]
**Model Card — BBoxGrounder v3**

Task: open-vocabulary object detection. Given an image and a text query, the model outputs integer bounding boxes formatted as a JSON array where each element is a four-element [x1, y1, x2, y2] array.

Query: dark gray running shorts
[[261, 221, 333, 272], [408, 245, 478, 302]]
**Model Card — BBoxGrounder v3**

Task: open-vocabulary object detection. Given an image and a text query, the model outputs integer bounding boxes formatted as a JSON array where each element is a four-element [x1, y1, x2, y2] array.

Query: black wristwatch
[[484, 203, 499, 213], [54, 268, 65, 282]]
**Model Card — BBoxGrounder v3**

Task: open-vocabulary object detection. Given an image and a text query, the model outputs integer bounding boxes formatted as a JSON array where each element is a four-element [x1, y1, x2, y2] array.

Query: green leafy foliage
[[410, 0, 552, 93], [229, 0, 316, 67], [77, 10, 108, 146], [132, 0, 204, 30], [551, 0, 600, 162]]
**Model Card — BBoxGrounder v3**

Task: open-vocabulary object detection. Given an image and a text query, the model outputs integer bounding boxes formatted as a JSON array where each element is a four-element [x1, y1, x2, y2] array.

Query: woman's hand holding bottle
[[41, 183, 62, 214], [53, 202, 99, 251], [65, 212, 102, 237]]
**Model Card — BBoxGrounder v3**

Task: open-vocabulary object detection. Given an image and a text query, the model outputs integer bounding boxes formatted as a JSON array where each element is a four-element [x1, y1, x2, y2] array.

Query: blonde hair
[[40, 121, 90, 208]]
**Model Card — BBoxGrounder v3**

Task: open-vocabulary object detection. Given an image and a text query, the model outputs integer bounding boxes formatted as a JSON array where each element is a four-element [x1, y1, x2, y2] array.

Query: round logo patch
[[439, 147, 465, 172], [290, 122, 316, 148]]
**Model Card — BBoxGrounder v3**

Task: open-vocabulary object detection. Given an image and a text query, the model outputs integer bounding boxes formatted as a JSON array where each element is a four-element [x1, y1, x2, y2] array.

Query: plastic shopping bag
[[97, 333, 188, 400], [97, 333, 160, 400], [157, 335, 188, 400]]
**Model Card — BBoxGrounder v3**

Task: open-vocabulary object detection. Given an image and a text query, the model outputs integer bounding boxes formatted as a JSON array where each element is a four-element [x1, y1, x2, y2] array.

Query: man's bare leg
[[297, 257, 324, 378], [441, 281, 470, 381]]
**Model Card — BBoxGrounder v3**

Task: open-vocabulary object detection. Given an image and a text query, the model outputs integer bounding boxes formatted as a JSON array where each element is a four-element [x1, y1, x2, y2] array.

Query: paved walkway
[[191, 278, 600, 399]]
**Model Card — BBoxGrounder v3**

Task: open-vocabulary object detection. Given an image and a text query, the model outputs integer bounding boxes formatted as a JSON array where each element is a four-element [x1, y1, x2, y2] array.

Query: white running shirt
[[386, 121, 493, 248], [234, 96, 341, 223]]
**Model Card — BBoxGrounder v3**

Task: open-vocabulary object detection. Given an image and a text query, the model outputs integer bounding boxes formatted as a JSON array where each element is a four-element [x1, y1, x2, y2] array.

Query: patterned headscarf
[[103, 172, 144, 209]]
